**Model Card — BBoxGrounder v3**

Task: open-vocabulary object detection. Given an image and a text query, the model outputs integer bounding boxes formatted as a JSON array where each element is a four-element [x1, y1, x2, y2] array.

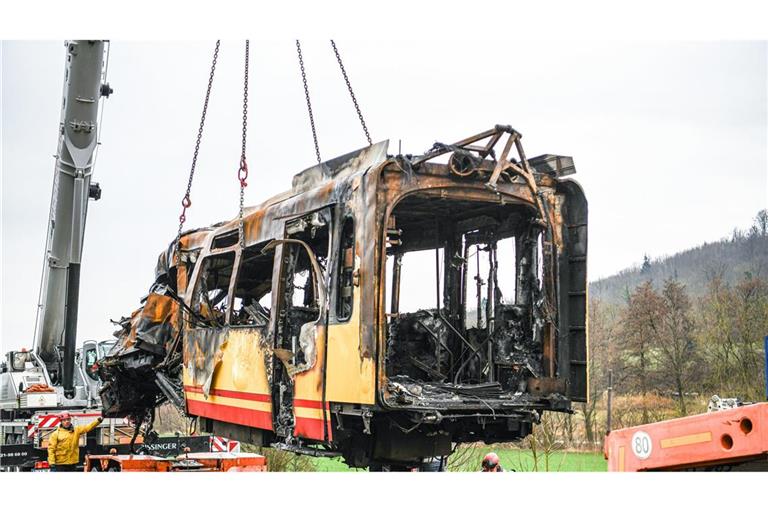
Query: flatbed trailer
[[85, 451, 266, 472], [604, 402, 768, 471], [0, 432, 237, 471]]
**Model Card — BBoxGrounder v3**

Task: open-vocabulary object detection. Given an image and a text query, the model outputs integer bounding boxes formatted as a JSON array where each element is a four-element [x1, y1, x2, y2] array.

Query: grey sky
[[2, 40, 766, 352]]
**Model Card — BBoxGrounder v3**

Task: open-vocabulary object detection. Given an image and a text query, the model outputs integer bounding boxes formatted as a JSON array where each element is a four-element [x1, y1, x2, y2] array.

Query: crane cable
[[238, 40, 250, 250], [296, 40, 374, 165], [176, 40, 220, 266], [166, 40, 219, 418], [330, 40, 372, 146], [296, 40, 322, 164]]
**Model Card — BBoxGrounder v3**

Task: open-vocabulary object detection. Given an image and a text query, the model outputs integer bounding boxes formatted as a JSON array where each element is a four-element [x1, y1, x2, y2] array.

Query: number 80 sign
[[631, 431, 653, 460]]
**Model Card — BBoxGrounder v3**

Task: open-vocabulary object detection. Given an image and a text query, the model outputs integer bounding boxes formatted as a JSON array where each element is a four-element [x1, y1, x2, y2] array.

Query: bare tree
[[656, 278, 699, 416], [698, 272, 768, 401], [621, 281, 664, 423], [581, 297, 620, 446], [753, 209, 767, 237]]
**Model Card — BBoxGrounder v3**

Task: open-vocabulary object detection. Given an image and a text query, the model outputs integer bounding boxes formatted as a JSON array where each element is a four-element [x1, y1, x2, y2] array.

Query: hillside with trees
[[572, 209, 768, 450], [590, 210, 768, 304]]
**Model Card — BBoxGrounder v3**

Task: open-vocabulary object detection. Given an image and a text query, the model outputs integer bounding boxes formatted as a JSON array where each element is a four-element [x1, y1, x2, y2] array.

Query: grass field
[[310, 448, 607, 472]]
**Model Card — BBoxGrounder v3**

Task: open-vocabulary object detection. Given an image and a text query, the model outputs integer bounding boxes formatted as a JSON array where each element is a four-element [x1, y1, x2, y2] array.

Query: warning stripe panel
[[28, 412, 101, 438], [39, 416, 60, 428], [211, 436, 227, 451]]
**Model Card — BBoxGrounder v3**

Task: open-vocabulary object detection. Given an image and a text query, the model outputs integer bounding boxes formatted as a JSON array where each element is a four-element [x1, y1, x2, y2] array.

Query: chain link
[[176, 40, 220, 264], [238, 40, 250, 250], [330, 40, 372, 146], [296, 40, 322, 164]]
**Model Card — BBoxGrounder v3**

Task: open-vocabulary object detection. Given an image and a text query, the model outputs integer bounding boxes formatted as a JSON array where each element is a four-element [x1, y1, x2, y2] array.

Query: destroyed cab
[[99, 125, 588, 468]]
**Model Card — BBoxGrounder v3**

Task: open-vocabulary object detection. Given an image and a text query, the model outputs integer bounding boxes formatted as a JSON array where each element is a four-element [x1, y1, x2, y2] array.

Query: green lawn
[[310, 448, 606, 472]]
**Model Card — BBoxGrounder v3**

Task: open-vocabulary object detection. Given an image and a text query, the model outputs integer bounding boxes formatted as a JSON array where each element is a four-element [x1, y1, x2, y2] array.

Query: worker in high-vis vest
[[47, 412, 103, 471]]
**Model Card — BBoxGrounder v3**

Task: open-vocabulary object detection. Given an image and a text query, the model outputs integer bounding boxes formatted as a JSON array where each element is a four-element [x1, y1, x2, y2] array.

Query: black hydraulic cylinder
[[63, 262, 81, 399]]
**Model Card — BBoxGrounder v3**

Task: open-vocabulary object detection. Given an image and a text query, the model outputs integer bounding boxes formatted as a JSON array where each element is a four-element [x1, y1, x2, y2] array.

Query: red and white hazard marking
[[27, 412, 100, 438], [27, 414, 60, 438], [210, 436, 241, 453]]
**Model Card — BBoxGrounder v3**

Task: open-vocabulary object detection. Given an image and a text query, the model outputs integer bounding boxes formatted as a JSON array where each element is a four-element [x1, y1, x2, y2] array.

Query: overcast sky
[[2, 40, 766, 352]]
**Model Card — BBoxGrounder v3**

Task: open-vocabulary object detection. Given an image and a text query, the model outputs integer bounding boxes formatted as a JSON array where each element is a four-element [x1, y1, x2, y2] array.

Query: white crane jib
[[33, 40, 112, 398]]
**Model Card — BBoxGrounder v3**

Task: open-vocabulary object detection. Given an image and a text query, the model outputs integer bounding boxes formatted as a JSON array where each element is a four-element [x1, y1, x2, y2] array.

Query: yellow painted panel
[[294, 323, 326, 402], [295, 406, 325, 420], [216, 328, 271, 393], [660, 432, 712, 449], [325, 293, 375, 404], [183, 327, 271, 402]]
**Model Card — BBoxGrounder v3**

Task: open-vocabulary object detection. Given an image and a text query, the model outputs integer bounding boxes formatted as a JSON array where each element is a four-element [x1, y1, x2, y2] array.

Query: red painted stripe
[[184, 385, 271, 403], [293, 398, 329, 410], [187, 399, 273, 431], [294, 416, 333, 442]]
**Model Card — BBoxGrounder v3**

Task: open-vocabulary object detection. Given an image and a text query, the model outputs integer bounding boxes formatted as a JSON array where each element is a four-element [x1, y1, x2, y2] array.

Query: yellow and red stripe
[[293, 398, 333, 442], [184, 386, 333, 441], [184, 385, 273, 431]]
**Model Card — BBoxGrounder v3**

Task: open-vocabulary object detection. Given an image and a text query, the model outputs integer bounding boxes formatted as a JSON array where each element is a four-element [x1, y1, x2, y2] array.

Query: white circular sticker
[[631, 431, 653, 460]]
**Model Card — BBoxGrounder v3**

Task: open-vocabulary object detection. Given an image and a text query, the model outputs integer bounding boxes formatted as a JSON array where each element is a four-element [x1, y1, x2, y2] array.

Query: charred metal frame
[[99, 125, 587, 467]]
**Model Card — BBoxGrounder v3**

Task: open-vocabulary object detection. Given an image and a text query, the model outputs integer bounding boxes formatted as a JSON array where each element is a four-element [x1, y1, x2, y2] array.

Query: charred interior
[[385, 195, 546, 397]]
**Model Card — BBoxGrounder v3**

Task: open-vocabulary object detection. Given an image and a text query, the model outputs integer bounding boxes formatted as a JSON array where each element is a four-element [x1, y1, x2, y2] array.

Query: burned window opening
[[463, 236, 517, 330], [274, 213, 330, 369], [385, 194, 547, 396], [272, 211, 331, 435], [191, 252, 236, 327], [211, 229, 239, 250], [336, 217, 355, 322], [231, 241, 275, 327]]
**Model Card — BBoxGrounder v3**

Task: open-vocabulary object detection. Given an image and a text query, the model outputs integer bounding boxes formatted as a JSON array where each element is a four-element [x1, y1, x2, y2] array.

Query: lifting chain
[[238, 40, 250, 250], [176, 40, 220, 264], [296, 40, 322, 164], [330, 40, 372, 146]]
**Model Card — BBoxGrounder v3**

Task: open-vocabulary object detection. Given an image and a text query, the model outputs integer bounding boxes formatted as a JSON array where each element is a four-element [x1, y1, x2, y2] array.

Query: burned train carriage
[[100, 126, 588, 467]]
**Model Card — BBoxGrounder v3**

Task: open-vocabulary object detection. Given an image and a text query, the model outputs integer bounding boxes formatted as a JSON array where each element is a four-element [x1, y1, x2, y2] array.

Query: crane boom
[[32, 40, 111, 398]]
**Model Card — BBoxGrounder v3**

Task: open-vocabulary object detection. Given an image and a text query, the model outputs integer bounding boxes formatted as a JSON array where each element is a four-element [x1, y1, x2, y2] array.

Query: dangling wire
[[330, 40, 372, 146], [238, 40, 250, 250], [296, 40, 322, 164]]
